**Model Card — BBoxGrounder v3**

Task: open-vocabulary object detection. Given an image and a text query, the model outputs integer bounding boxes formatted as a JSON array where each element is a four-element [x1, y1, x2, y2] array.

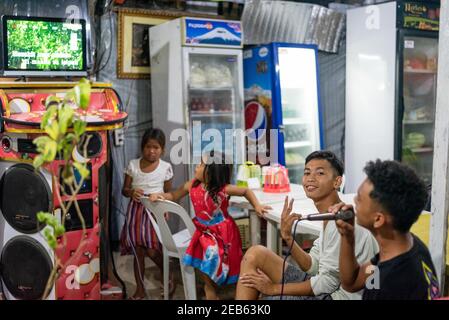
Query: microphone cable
[[280, 218, 301, 300]]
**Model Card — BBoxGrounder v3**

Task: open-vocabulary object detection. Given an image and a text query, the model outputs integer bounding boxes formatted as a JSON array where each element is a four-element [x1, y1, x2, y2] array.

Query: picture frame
[[117, 9, 182, 79]]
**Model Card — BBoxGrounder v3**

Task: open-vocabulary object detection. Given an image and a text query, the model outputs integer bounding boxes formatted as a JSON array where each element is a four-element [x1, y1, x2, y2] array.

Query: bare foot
[[159, 278, 177, 298], [130, 290, 146, 300], [204, 286, 219, 300], [205, 293, 220, 300]]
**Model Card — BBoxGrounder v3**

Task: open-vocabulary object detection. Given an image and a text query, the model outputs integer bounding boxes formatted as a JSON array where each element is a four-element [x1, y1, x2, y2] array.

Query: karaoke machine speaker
[[0, 131, 107, 300], [0, 162, 55, 300]]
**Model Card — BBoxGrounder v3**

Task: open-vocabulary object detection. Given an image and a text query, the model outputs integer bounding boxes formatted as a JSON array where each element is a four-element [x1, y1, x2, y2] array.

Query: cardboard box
[[235, 217, 250, 250]]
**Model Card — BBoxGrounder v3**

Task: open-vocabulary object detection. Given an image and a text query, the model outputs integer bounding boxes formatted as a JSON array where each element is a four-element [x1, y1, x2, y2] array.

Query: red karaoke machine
[[0, 82, 127, 300]]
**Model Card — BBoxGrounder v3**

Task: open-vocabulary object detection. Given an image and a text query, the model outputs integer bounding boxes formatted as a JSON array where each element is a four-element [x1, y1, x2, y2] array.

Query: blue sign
[[184, 18, 242, 47]]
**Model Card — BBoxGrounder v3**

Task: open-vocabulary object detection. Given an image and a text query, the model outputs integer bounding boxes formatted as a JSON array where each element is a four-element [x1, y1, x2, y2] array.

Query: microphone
[[300, 210, 354, 221]]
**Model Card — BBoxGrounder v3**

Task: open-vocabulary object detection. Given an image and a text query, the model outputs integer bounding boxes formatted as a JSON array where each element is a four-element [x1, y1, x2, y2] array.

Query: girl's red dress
[[183, 181, 242, 285]]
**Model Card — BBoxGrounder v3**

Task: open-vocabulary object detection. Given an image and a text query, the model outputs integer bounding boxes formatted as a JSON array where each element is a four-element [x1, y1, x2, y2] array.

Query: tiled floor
[[111, 232, 318, 300], [113, 252, 236, 300]]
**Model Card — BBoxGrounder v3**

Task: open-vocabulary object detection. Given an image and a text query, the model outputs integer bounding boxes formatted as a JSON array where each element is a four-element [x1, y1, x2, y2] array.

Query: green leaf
[[41, 140, 57, 162], [33, 136, 53, 152], [60, 134, 76, 162], [72, 79, 91, 110], [60, 133, 76, 148], [63, 145, 75, 163], [63, 133, 76, 143], [47, 216, 57, 228], [58, 105, 74, 135], [33, 155, 45, 169], [45, 120, 59, 141], [37, 211, 47, 223], [63, 90, 75, 105], [40, 105, 58, 130], [79, 78, 90, 85], [45, 95, 61, 109], [73, 120, 86, 138], [43, 228, 52, 238], [78, 79, 91, 110], [55, 225, 65, 237], [37, 212, 54, 225], [48, 237, 57, 249], [73, 162, 90, 180]]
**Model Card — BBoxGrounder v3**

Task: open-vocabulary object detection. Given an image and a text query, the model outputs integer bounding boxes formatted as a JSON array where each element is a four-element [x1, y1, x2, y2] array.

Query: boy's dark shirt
[[363, 234, 440, 300]]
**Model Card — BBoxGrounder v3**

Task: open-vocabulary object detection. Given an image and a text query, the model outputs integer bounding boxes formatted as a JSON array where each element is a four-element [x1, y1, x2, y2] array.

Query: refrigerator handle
[[399, 92, 405, 124], [278, 124, 285, 133]]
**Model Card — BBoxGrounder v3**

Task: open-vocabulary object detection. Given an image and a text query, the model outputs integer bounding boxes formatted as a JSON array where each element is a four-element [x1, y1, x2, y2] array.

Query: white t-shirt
[[306, 222, 379, 300], [125, 158, 173, 195]]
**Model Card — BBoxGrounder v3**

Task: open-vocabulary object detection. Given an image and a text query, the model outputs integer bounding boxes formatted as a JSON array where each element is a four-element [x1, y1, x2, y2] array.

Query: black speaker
[[0, 162, 55, 300], [0, 236, 53, 300]]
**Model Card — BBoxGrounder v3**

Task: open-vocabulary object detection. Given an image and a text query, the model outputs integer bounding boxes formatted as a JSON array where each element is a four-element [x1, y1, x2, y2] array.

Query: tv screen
[[1, 16, 87, 77]]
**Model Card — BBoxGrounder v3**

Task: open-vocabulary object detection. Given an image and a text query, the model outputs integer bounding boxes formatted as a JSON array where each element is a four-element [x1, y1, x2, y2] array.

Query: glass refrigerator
[[243, 43, 323, 185], [399, 31, 438, 185], [150, 17, 244, 196], [345, 1, 439, 192]]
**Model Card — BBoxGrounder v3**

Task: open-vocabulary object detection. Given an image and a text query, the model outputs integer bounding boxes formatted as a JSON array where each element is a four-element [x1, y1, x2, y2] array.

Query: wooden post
[[430, 0, 449, 291]]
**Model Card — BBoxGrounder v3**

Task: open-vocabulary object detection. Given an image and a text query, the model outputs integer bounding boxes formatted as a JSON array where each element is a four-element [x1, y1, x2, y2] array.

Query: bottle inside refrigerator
[[401, 35, 438, 185], [186, 50, 243, 180]]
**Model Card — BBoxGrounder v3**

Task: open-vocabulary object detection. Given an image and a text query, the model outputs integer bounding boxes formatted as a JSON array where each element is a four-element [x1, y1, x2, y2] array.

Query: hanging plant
[[33, 78, 92, 299]]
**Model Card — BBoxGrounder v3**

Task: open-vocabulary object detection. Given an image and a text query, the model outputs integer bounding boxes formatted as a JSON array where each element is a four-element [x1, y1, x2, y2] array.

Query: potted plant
[[33, 79, 93, 299]]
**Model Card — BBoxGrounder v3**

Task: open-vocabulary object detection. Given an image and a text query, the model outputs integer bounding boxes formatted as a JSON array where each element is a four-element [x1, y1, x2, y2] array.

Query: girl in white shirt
[[120, 128, 174, 299]]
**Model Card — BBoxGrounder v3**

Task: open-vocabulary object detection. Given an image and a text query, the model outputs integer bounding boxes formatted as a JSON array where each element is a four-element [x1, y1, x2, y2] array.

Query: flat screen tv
[[1, 15, 87, 77]]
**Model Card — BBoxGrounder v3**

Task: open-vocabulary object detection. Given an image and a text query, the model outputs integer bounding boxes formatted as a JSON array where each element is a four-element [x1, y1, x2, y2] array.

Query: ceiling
[[291, 0, 369, 5]]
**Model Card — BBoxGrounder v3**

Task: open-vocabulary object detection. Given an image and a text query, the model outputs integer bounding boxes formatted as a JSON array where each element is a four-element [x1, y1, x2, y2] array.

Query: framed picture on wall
[[117, 9, 181, 79]]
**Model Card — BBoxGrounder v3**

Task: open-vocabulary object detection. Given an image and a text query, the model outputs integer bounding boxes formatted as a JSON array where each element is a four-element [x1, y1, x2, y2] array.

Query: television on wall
[[1, 15, 87, 77]]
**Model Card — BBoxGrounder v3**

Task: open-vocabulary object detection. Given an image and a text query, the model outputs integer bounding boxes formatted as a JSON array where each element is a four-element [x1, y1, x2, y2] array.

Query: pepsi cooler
[[243, 43, 323, 185]]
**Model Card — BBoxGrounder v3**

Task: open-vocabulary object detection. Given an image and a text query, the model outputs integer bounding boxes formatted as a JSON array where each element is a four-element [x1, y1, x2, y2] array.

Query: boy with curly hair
[[332, 159, 440, 300]]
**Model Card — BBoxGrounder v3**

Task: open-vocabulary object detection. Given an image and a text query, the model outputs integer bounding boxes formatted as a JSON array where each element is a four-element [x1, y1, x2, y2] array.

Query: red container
[[263, 164, 291, 193]]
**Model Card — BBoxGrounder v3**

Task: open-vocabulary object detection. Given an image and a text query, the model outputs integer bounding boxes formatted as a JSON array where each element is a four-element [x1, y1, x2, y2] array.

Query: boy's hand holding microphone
[[329, 202, 356, 238]]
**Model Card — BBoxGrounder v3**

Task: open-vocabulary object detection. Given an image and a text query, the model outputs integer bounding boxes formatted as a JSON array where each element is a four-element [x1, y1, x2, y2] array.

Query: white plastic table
[[230, 186, 356, 252], [229, 184, 308, 245]]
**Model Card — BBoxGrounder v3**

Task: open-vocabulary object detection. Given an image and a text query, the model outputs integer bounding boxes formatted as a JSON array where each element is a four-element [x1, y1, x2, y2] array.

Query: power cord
[[93, 0, 114, 75], [280, 219, 301, 300]]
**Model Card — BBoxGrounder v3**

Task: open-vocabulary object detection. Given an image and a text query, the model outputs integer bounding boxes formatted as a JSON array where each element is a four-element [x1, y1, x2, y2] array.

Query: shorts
[[263, 264, 333, 300]]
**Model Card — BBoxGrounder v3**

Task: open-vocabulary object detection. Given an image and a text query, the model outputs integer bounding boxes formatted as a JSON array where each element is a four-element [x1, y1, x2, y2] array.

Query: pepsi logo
[[205, 23, 213, 30], [245, 101, 266, 141], [259, 47, 268, 58]]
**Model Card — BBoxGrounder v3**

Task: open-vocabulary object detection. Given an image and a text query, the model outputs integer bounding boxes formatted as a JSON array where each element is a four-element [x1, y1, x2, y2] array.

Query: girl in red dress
[[151, 152, 271, 299]]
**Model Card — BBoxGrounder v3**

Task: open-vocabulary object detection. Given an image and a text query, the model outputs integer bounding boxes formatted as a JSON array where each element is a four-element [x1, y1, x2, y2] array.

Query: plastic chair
[[141, 198, 197, 300]]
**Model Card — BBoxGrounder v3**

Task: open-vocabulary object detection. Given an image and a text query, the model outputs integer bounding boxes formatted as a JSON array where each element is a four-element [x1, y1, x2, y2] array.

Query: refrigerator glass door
[[401, 35, 438, 185], [277, 46, 321, 184], [184, 47, 244, 181]]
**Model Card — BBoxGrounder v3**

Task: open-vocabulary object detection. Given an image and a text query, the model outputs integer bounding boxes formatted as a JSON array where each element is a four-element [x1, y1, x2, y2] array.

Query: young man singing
[[332, 159, 440, 300]]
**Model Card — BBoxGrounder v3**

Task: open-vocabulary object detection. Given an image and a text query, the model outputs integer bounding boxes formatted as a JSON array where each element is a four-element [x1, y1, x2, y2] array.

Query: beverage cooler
[[243, 43, 323, 185], [346, 1, 439, 193], [150, 17, 244, 193]]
